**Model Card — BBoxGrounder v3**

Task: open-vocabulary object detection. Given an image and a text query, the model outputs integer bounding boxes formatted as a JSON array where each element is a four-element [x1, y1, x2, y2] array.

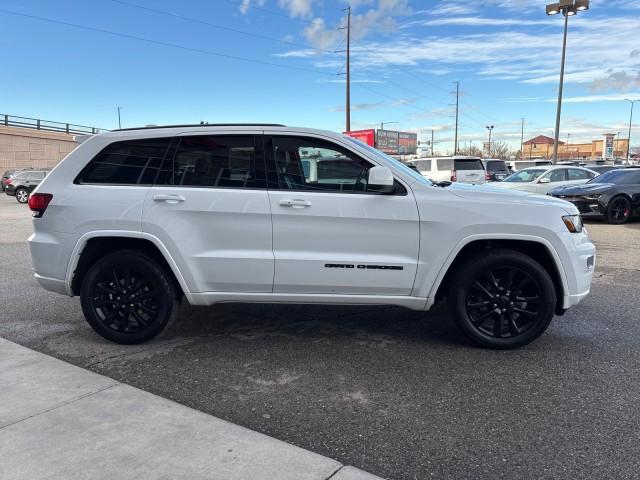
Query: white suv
[[28, 125, 595, 349]]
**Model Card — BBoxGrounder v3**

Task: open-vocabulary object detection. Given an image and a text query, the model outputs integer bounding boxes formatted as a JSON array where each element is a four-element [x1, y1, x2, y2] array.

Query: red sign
[[344, 129, 375, 147]]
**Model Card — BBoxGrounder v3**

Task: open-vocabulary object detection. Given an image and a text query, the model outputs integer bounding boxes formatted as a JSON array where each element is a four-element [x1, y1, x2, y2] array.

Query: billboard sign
[[376, 129, 400, 154], [602, 133, 615, 160], [398, 132, 418, 155], [343, 129, 375, 147]]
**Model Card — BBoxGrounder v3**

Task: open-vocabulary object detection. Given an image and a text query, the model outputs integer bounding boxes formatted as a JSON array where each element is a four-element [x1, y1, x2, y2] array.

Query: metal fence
[[1, 114, 106, 135]]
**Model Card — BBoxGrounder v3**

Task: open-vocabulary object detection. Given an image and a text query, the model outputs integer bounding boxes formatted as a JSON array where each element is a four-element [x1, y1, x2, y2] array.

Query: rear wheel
[[15, 188, 29, 204], [606, 195, 631, 224], [447, 249, 556, 349], [80, 250, 178, 344]]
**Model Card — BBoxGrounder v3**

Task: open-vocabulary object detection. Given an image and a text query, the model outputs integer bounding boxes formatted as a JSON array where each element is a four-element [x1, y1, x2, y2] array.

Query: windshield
[[504, 168, 546, 183], [343, 136, 432, 186], [589, 169, 640, 185]]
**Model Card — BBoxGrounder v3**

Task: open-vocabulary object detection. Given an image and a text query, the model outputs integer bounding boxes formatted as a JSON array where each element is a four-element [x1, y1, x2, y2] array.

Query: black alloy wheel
[[448, 249, 556, 349], [606, 196, 631, 224], [80, 251, 178, 344]]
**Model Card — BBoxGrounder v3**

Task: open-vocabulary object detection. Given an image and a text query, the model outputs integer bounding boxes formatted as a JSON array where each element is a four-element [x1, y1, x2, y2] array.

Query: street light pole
[[486, 125, 494, 156], [117, 106, 122, 129], [546, 1, 589, 164], [626, 99, 637, 163], [520, 117, 525, 159]]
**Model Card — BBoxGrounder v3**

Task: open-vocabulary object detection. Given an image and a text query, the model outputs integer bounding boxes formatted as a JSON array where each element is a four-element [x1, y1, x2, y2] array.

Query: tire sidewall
[[449, 252, 556, 349], [80, 252, 176, 344]]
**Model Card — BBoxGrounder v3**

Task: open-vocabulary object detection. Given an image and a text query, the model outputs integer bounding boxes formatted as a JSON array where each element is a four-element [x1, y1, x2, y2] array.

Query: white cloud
[[278, 0, 314, 19], [239, 0, 266, 15], [422, 17, 549, 27], [546, 93, 640, 103], [590, 71, 640, 92]]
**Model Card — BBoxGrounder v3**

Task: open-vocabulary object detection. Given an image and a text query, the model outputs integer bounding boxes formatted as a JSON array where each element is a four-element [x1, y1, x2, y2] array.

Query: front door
[[265, 134, 420, 296], [142, 133, 274, 293]]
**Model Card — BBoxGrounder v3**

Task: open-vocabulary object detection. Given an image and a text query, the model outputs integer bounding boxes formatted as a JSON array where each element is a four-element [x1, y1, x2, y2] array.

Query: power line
[[108, 0, 335, 55], [0, 8, 335, 77]]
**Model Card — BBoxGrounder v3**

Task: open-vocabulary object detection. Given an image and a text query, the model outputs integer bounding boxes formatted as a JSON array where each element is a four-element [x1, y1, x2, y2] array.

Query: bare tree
[[488, 141, 511, 160], [456, 145, 483, 157]]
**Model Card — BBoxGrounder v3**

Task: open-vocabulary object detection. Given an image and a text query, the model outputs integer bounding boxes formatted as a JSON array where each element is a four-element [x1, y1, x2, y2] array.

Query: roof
[[113, 123, 286, 131], [523, 135, 564, 145]]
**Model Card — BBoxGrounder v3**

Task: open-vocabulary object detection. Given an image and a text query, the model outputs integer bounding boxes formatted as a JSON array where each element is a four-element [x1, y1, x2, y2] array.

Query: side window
[[418, 160, 431, 171], [173, 135, 263, 189], [548, 169, 566, 182], [436, 159, 453, 171], [33, 171, 46, 180], [568, 168, 589, 180], [270, 136, 373, 193], [77, 138, 171, 185]]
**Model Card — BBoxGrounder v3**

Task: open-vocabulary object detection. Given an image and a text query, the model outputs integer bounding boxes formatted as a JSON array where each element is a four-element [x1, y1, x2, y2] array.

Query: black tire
[[80, 250, 178, 344], [447, 249, 556, 349], [606, 195, 631, 224], [15, 188, 29, 204]]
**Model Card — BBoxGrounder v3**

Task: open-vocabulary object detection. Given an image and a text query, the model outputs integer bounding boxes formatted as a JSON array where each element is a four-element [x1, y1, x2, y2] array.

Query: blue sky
[[1, 0, 639, 153]]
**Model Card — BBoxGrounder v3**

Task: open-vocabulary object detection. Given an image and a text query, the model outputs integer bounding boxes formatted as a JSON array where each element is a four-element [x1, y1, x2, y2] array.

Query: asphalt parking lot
[[1, 193, 639, 480]]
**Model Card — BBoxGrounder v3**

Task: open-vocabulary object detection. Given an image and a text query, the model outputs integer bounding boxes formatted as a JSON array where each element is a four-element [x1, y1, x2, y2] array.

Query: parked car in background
[[4, 169, 50, 203], [507, 160, 553, 172], [491, 166, 598, 195], [549, 168, 640, 224], [408, 156, 487, 184], [2, 169, 33, 192], [584, 165, 623, 175], [482, 159, 509, 181]]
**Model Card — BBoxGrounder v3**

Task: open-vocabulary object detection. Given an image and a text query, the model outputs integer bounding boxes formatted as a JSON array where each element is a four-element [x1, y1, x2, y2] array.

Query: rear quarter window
[[436, 159, 453, 171], [77, 138, 171, 185], [486, 160, 506, 171], [455, 159, 484, 171]]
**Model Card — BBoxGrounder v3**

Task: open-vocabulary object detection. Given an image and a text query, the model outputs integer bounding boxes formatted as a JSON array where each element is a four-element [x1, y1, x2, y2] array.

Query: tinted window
[[567, 168, 590, 180], [271, 136, 373, 193], [173, 135, 261, 189], [32, 171, 46, 180], [455, 159, 484, 171], [412, 160, 431, 172], [486, 160, 507, 172], [592, 170, 640, 185], [78, 138, 170, 185], [436, 159, 453, 170]]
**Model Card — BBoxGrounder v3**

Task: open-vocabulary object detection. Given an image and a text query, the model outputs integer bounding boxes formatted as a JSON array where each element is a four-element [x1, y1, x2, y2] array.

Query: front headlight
[[585, 194, 601, 201], [562, 214, 583, 233]]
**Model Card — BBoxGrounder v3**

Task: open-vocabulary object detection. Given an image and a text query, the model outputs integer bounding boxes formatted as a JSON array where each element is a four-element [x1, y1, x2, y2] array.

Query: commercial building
[[522, 134, 630, 161]]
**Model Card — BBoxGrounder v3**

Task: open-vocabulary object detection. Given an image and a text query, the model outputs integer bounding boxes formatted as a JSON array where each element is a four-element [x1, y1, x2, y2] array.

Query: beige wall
[[0, 126, 78, 171]]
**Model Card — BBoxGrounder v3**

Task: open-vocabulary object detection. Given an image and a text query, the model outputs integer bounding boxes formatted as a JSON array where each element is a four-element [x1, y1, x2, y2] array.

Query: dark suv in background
[[4, 170, 50, 203], [482, 159, 509, 181]]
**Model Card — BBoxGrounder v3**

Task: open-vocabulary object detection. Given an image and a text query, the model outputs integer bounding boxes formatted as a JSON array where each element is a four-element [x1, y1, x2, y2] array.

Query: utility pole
[[626, 99, 637, 163], [345, 6, 351, 133], [431, 129, 434, 156], [486, 125, 494, 156], [117, 106, 122, 129], [520, 118, 525, 159], [452, 81, 459, 155]]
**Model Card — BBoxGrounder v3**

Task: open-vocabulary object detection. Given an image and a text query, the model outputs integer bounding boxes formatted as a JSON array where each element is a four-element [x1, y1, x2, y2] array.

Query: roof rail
[[113, 123, 286, 132]]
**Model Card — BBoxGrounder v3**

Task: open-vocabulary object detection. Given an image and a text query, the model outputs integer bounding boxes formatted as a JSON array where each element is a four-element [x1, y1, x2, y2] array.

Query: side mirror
[[367, 166, 395, 194], [539, 177, 551, 184]]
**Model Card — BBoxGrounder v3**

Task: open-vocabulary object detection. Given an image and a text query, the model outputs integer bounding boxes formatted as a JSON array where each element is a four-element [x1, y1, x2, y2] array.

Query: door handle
[[153, 194, 186, 204], [279, 199, 312, 208]]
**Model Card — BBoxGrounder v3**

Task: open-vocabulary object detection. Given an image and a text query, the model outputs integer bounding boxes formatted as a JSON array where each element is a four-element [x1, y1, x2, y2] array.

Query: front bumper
[[555, 230, 596, 309], [550, 194, 605, 216]]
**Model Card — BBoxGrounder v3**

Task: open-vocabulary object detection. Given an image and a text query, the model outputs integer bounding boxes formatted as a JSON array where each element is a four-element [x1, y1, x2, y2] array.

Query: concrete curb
[[0, 338, 384, 480]]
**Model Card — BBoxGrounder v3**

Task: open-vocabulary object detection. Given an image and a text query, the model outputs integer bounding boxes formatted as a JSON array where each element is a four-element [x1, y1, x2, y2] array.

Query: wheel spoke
[[512, 306, 537, 318], [467, 300, 491, 309], [507, 312, 520, 336], [515, 295, 540, 303], [488, 271, 500, 290], [471, 309, 495, 324], [494, 313, 503, 338], [136, 302, 156, 314], [511, 275, 531, 296], [131, 310, 149, 327], [474, 281, 495, 300], [96, 283, 117, 294]]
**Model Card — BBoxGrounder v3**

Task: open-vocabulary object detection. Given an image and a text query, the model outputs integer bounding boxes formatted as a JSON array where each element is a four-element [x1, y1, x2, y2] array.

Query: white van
[[409, 156, 487, 184], [507, 160, 553, 172]]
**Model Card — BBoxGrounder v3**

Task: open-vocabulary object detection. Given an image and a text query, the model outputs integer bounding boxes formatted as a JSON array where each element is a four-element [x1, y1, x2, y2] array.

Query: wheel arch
[[431, 235, 568, 315], [66, 231, 191, 301]]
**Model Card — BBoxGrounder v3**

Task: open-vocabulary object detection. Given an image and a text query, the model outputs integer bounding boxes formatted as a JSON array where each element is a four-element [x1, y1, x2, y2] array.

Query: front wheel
[[447, 249, 556, 349], [80, 250, 178, 344], [15, 188, 29, 204]]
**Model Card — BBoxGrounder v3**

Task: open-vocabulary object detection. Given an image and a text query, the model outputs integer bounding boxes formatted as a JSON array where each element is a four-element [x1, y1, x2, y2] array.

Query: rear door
[[142, 133, 274, 293], [567, 168, 596, 186], [265, 133, 420, 296], [455, 158, 486, 184], [533, 168, 567, 194]]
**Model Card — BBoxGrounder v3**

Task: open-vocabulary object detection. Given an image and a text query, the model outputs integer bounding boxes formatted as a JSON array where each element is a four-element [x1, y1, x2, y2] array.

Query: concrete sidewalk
[[0, 338, 384, 480]]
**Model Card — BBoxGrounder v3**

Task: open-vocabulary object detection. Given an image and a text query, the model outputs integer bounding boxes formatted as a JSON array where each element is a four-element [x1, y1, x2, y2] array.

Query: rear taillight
[[28, 193, 53, 218], [485, 172, 491, 181], [5, 178, 12, 185], [450, 170, 457, 182]]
